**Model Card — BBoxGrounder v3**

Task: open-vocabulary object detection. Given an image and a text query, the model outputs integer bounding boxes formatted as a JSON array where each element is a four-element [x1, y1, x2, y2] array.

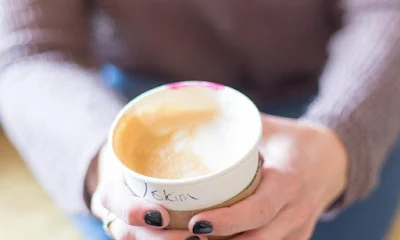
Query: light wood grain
[[0, 128, 399, 239]]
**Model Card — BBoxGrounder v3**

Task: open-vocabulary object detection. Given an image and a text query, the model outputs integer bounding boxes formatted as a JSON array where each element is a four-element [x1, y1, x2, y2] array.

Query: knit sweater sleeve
[[303, 0, 400, 209], [0, 0, 124, 214]]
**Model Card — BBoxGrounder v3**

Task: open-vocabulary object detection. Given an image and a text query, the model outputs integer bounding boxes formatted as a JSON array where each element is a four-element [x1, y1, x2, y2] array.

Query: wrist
[[299, 119, 349, 208], [314, 123, 349, 208], [303, 120, 349, 188]]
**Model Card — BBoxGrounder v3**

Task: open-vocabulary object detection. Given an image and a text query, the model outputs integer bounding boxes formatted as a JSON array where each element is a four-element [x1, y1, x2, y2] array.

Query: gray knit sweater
[[0, 0, 399, 214]]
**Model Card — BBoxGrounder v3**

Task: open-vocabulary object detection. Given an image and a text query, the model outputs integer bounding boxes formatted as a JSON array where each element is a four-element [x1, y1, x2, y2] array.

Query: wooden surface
[[0, 129, 81, 240], [0, 128, 399, 240]]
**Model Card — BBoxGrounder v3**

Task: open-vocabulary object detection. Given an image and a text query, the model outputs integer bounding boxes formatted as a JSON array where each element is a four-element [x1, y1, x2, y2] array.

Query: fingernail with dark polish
[[186, 236, 200, 240], [193, 221, 213, 234], [144, 210, 163, 227]]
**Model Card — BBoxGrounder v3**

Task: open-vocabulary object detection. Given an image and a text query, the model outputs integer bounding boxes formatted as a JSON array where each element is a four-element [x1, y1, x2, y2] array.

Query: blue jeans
[[72, 65, 400, 240]]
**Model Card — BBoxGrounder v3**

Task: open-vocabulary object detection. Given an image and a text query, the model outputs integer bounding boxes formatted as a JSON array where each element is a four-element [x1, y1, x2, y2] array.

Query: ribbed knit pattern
[[304, 5, 400, 207]]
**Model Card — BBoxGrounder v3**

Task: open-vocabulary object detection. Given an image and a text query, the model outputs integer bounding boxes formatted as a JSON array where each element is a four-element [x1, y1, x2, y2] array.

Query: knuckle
[[225, 221, 237, 235], [257, 209, 269, 226], [255, 203, 273, 226], [127, 206, 143, 225], [224, 208, 240, 235], [244, 193, 274, 229], [258, 194, 277, 222]]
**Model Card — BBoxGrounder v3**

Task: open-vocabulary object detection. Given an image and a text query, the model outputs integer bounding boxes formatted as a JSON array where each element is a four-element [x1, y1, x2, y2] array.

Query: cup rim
[[108, 81, 262, 186]]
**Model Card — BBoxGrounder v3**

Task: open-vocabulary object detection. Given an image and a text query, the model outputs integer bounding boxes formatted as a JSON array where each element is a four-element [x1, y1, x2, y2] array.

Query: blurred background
[[0, 127, 80, 240], [0, 126, 400, 239]]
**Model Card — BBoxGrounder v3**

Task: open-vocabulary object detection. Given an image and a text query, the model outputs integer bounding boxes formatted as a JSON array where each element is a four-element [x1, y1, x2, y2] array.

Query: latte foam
[[113, 86, 259, 180]]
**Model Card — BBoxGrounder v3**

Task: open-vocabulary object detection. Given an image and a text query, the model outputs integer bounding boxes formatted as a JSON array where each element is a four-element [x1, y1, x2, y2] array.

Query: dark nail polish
[[186, 236, 200, 240], [193, 221, 213, 234], [144, 210, 163, 227]]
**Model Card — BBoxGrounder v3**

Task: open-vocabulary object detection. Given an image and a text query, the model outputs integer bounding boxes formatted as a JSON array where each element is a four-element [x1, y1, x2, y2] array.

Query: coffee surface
[[113, 94, 220, 179]]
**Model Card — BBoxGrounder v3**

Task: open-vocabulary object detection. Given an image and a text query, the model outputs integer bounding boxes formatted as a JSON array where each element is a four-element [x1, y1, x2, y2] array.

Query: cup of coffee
[[109, 81, 262, 239]]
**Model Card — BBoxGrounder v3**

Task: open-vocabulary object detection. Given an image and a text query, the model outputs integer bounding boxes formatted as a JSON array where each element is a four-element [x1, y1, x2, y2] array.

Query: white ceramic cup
[[109, 81, 262, 212]]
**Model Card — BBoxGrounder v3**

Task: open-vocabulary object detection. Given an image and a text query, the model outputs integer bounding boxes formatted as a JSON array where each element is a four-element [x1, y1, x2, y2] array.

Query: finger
[[97, 180, 170, 228], [109, 218, 208, 240], [189, 172, 286, 236], [231, 205, 307, 240]]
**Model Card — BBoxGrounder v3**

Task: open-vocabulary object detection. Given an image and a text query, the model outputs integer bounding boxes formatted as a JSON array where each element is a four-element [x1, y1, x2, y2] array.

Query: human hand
[[187, 114, 348, 239], [90, 145, 207, 240]]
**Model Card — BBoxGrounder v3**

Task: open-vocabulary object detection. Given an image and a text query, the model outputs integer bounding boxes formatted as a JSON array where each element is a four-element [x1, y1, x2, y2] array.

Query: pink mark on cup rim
[[167, 81, 225, 91]]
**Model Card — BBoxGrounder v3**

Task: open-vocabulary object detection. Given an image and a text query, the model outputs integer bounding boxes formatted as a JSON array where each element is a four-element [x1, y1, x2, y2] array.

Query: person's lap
[[72, 66, 400, 240]]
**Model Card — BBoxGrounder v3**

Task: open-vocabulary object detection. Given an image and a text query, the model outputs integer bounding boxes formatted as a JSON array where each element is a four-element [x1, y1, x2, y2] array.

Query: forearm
[[303, 2, 400, 208], [0, 62, 124, 213], [0, 0, 125, 214]]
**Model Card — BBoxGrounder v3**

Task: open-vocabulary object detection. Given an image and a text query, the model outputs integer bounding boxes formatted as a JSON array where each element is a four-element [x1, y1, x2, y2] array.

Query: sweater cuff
[[302, 103, 379, 214]]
